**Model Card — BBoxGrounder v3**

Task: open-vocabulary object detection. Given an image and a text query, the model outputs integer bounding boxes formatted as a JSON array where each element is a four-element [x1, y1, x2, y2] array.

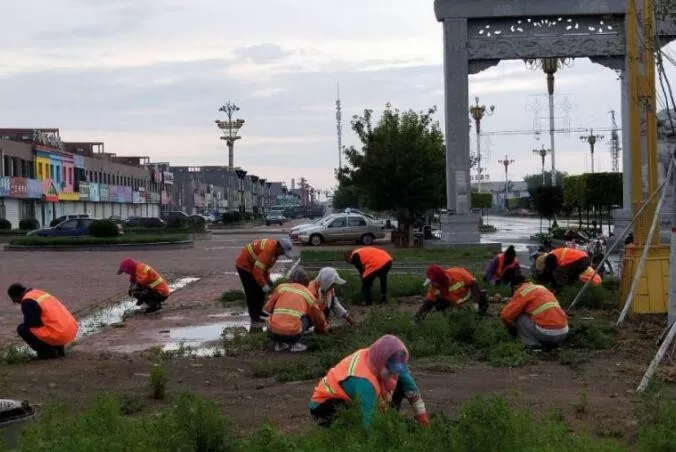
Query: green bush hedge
[[0, 229, 31, 235], [0, 218, 11, 230], [19, 218, 39, 230], [89, 219, 120, 238], [124, 227, 190, 235], [166, 216, 188, 228], [9, 234, 189, 247]]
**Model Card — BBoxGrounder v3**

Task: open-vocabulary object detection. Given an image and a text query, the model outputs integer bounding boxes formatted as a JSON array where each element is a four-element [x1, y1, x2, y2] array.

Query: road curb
[[210, 229, 287, 235], [3, 240, 195, 252]]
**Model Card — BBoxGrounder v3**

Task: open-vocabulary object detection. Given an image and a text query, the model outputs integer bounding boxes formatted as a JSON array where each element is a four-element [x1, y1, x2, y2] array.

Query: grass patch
[[220, 289, 246, 304], [150, 365, 168, 399], [9, 234, 189, 247], [557, 280, 620, 310], [300, 246, 499, 263], [0, 346, 34, 364], [20, 393, 633, 451]]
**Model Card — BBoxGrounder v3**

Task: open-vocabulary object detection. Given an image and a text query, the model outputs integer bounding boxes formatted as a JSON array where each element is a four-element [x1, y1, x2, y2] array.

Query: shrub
[[19, 218, 39, 231], [150, 365, 167, 399], [0, 218, 11, 230], [89, 219, 120, 238], [188, 215, 207, 232], [9, 235, 188, 247]]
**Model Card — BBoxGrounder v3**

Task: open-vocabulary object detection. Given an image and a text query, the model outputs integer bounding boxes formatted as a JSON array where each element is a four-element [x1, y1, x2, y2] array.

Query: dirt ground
[[0, 225, 673, 442]]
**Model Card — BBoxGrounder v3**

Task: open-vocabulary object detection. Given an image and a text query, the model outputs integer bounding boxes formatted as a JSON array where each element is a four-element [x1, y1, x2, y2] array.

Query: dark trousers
[[267, 317, 311, 344], [132, 287, 167, 308], [237, 268, 265, 321], [553, 257, 590, 289], [361, 261, 392, 304], [310, 379, 406, 427], [17, 324, 64, 359]]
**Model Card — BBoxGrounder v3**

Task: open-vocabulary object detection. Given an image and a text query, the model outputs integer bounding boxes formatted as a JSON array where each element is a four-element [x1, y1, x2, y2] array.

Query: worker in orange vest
[[579, 266, 602, 287], [537, 247, 591, 290], [308, 267, 355, 326], [344, 247, 393, 305], [309, 334, 429, 427], [484, 245, 520, 286], [117, 258, 170, 314], [8, 283, 79, 360], [263, 267, 327, 352], [415, 265, 489, 321], [236, 238, 294, 323], [500, 274, 569, 350]]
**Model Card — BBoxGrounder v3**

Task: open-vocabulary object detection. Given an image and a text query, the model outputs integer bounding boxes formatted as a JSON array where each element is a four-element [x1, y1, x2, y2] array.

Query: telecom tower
[[336, 83, 343, 169], [609, 110, 621, 173]]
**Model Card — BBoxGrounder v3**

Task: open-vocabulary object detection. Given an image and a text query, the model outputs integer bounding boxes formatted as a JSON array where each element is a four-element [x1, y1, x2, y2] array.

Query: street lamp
[[579, 129, 604, 174], [215, 101, 245, 170], [498, 155, 515, 209], [532, 145, 550, 185], [524, 58, 573, 186], [469, 97, 495, 193]]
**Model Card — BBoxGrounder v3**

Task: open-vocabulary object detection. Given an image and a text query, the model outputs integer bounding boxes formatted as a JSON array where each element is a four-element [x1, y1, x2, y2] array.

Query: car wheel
[[361, 234, 375, 245], [310, 234, 323, 246]]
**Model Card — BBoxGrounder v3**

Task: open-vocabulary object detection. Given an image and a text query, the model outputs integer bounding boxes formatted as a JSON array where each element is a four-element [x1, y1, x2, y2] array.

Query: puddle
[[76, 277, 201, 338]]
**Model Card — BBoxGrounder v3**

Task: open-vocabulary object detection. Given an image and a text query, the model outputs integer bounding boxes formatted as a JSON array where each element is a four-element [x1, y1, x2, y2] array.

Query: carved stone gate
[[434, 0, 676, 243]]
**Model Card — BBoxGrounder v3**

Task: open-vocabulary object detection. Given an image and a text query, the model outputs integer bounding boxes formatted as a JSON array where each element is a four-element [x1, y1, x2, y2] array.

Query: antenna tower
[[609, 110, 621, 173], [336, 83, 343, 169]]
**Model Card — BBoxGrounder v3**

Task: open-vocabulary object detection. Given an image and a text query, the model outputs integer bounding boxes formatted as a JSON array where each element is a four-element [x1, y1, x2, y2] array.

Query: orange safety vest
[[500, 283, 568, 330], [579, 266, 602, 286], [311, 348, 392, 407], [235, 239, 278, 286], [494, 253, 518, 279], [308, 280, 334, 312], [135, 263, 170, 297], [549, 248, 588, 267], [352, 247, 392, 279], [266, 284, 325, 336], [425, 267, 476, 305], [22, 289, 79, 346]]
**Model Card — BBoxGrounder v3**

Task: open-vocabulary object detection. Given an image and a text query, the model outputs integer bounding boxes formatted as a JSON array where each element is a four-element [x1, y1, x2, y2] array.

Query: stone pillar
[[612, 69, 634, 246], [440, 18, 480, 243]]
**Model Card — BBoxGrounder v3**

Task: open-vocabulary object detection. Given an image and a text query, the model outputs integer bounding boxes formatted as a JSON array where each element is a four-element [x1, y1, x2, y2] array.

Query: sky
[[1, 0, 675, 196]]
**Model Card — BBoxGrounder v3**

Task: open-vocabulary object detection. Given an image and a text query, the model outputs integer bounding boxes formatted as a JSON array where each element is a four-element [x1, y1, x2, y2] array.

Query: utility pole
[[336, 83, 343, 170], [215, 101, 245, 170], [532, 145, 549, 185], [609, 110, 621, 173], [580, 129, 605, 174], [498, 155, 515, 208], [469, 97, 495, 192]]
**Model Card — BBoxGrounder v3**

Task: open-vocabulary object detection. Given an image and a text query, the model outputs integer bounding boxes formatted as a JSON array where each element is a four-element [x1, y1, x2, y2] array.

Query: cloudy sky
[[1, 0, 675, 195]]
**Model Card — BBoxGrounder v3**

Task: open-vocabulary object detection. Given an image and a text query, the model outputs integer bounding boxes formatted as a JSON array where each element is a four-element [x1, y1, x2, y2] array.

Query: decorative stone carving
[[468, 59, 501, 74], [589, 56, 625, 72], [467, 34, 625, 60], [469, 16, 623, 38]]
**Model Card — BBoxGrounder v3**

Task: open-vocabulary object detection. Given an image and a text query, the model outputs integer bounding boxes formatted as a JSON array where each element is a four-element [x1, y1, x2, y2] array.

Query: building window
[[50, 165, 54, 179], [0, 199, 5, 220], [63, 167, 66, 185], [69, 168, 73, 185], [20, 200, 35, 220]]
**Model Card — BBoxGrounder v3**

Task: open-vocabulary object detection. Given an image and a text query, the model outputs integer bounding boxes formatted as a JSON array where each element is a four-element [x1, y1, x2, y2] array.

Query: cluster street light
[[524, 57, 573, 186], [215, 101, 245, 170], [469, 97, 494, 192], [579, 129, 604, 174], [532, 145, 550, 185], [498, 155, 515, 208]]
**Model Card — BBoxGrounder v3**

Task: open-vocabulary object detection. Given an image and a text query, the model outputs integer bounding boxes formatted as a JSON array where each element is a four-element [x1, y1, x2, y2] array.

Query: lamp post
[[579, 129, 605, 174], [469, 97, 495, 192], [215, 102, 245, 170], [524, 58, 573, 185], [532, 145, 550, 185], [498, 155, 515, 210]]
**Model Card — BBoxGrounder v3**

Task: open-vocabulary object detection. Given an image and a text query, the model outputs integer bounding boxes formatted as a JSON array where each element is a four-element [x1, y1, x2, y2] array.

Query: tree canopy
[[523, 171, 567, 199], [339, 103, 446, 223]]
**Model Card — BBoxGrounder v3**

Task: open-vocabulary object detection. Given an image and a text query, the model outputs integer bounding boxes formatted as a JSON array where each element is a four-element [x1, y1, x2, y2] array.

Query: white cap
[[316, 267, 346, 292]]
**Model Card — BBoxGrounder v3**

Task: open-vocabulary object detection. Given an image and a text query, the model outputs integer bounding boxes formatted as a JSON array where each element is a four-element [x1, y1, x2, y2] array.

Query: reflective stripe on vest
[[278, 285, 315, 305], [34, 293, 51, 303], [530, 301, 561, 317], [518, 283, 540, 297], [272, 307, 304, 318], [143, 265, 165, 289], [347, 350, 363, 377], [248, 239, 271, 270]]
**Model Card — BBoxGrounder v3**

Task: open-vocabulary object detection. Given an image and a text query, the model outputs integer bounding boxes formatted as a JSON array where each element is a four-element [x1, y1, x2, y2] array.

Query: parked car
[[28, 218, 95, 237], [125, 216, 166, 228], [289, 214, 338, 236], [294, 212, 385, 246], [160, 210, 189, 221], [265, 210, 286, 226], [49, 213, 90, 227]]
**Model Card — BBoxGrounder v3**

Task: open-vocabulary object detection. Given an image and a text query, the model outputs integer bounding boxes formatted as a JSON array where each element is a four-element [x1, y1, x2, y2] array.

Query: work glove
[[415, 413, 430, 427], [262, 285, 271, 294]]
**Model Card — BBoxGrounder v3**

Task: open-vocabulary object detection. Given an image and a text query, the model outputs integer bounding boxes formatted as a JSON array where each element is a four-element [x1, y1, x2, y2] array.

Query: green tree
[[532, 186, 564, 222], [341, 104, 446, 246], [523, 171, 567, 199], [562, 175, 586, 228], [331, 176, 362, 210]]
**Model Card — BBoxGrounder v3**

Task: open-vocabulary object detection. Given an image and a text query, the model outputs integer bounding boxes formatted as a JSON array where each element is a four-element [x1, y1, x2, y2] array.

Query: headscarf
[[289, 266, 309, 286], [117, 258, 137, 275], [425, 265, 449, 291], [368, 335, 409, 395], [316, 267, 346, 292]]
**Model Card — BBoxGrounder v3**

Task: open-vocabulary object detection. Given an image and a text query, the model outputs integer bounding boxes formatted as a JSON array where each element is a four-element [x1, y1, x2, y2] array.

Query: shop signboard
[[89, 182, 100, 202], [9, 178, 27, 198], [108, 185, 120, 203], [121, 186, 132, 203], [79, 182, 90, 200], [0, 176, 9, 197], [99, 184, 110, 202], [149, 192, 160, 204], [41, 179, 59, 202], [132, 191, 145, 204], [26, 179, 42, 199], [58, 191, 80, 201]]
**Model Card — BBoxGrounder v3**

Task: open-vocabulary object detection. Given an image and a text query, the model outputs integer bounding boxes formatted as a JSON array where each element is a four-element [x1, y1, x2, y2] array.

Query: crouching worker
[[415, 265, 489, 321], [117, 258, 169, 314], [263, 267, 328, 353], [345, 247, 393, 305], [308, 267, 355, 326], [500, 274, 569, 350], [309, 334, 429, 427], [8, 283, 79, 360], [485, 245, 520, 286], [537, 247, 590, 291]]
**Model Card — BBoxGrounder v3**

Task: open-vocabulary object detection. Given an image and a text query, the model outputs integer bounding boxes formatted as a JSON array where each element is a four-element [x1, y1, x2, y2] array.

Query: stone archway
[[434, 0, 676, 243]]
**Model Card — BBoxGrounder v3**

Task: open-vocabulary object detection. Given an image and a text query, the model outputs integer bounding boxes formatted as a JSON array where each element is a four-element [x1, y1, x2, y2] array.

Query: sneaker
[[274, 342, 290, 352], [289, 342, 307, 353]]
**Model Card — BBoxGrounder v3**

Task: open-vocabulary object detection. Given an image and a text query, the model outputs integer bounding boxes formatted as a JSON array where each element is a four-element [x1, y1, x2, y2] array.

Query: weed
[[557, 282, 620, 310], [220, 290, 245, 304], [558, 349, 591, 372], [1, 346, 34, 364], [299, 246, 498, 263], [223, 327, 265, 357], [118, 394, 145, 415], [150, 365, 168, 400], [566, 319, 616, 350], [573, 390, 588, 415]]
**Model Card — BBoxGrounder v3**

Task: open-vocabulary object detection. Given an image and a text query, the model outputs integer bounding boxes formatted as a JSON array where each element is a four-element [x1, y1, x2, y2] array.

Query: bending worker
[[263, 267, 327, 353], [345, 246, 393, 305], [484, 245, 520, 286], [500, 274, 569, 350], [8, 283, 79, 360], [415, 265, 488, 321], [308, 267, 355, 326], [236, 238, 294, 323], [117, 258, 170, 314], [309, 334, 429, 427], [535, 247, 597, 290]]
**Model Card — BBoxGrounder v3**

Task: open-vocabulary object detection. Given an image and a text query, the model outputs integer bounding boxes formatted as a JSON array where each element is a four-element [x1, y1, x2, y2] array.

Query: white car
[[295, 212, 385, 246], [289, 214, 338, 241]]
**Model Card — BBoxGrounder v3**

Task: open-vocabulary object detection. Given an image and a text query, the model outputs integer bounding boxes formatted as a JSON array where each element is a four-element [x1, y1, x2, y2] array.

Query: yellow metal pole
[[619, 0, 670, 314]]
